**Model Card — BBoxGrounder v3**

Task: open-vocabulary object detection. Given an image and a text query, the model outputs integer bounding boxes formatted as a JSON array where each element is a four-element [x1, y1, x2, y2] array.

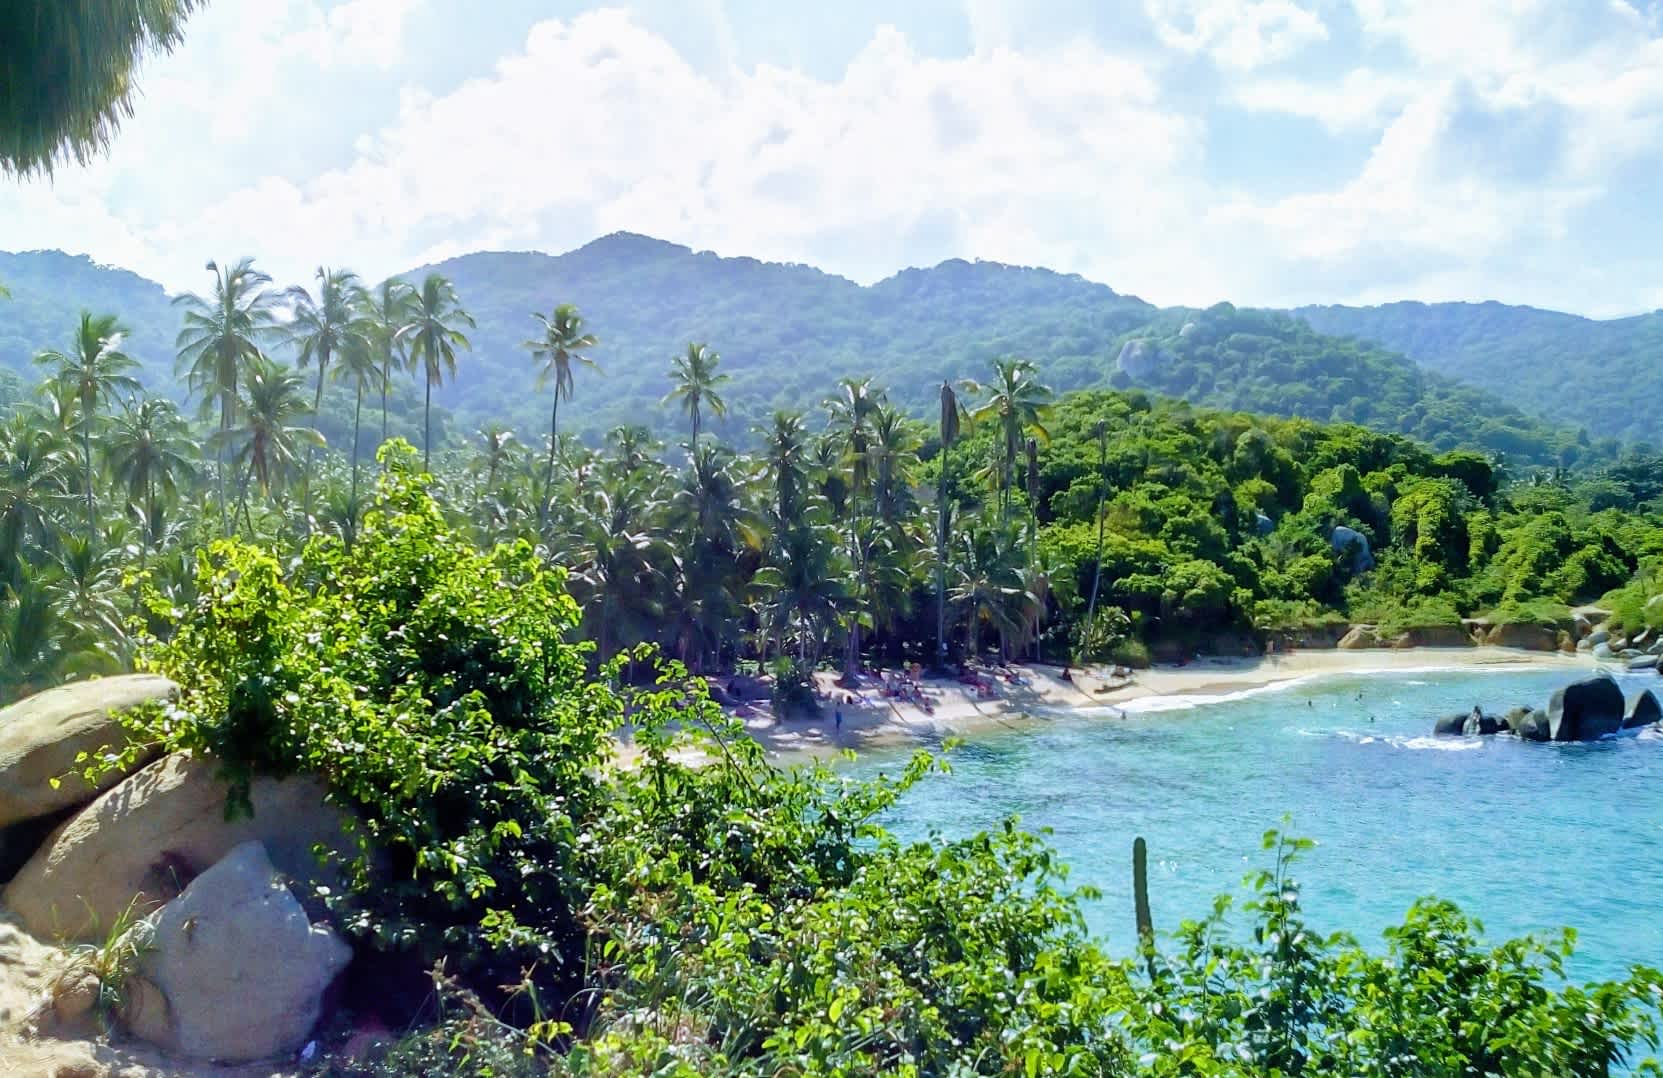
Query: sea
[[850, 664, 1663, 986]]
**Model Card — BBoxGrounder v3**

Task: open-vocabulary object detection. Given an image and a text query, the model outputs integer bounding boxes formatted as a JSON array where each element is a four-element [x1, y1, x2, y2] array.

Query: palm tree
[[471, 423, 518, 492], [328, 303, 387, 515], [105, 396, 195, 551], [759, 410, 811, 525], [34, 311, 141, 538], [397, 274, 473, 471], [212, 357, 322, 530], [1083, 419, 1111, 645], [286, 266, 370, 523], [0, 413, 69, 587], [669, 441, 757, 670], [825, 377, 884, 499], [663, 343, 728, 454], [174, 257, 276, 533], [935, 381, 963, 667], [567, 476, 668, 663], [1, 0, 202, 176], [950, 517, 1032, 662], [523, 304, 599, 526], [754, 516, 848, 667], [366, 277, 415, 450], [966, 358, 1053, 521]]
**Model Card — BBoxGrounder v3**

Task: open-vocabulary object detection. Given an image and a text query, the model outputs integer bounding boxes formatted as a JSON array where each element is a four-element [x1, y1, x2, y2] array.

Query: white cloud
[[3, 1, 1663, 317], [1145, 0, 1327, 69]]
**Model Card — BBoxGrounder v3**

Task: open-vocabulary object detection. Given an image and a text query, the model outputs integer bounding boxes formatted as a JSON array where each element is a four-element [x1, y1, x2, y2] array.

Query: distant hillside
[[0, 250, 179, 391], [1115, 304, 1595, 465], [408, 233, 1158, 441], [0, 235, 1633, 468], [1296, 300, 1663, 446]]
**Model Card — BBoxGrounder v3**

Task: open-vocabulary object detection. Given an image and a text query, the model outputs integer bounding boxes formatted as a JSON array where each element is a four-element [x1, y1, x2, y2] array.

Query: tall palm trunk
[[217, 391, 233, 536], [1083, 422, 1109, 647], [423, 378, 432, 472], [935, 503, 949, 668], [349, 379, 365, 521], [381, 347, 392, 462], [541, 392, 560, 528], [81, 420, 94, 542], [302, 345, 329, 528]]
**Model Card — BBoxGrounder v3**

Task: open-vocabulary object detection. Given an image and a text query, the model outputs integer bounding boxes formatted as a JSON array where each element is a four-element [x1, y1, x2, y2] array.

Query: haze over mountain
[[0, 234, 1650, 466]]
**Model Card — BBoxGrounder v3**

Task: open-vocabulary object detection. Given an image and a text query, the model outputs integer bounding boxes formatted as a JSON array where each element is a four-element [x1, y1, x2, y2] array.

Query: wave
[[1309, 728, 1487, 751], [1109, 675, 1323, 714]]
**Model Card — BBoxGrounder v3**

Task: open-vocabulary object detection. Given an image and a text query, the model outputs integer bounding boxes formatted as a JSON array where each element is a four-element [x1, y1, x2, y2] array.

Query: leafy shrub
[[767, 656, 819, 716]]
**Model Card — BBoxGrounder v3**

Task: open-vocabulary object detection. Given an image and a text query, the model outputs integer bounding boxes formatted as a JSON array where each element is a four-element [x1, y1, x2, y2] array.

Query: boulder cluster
[[0, 676, 353, 1064], [1433, 674, 1659, 743]]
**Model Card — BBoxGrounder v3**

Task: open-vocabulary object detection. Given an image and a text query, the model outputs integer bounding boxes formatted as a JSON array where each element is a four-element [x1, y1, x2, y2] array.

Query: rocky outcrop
[[1115, 339, 1162, 380], [1548, 676, 1626, 742], [0, 675, 174, 831], [1629, 654, 1660, 671], [1432, 712, 1468, 736], [124, 841, 350, 1062], [1330, 526, 1374, 573], [1625, 690, 1662, 729], [1483, 624, 1559, 651], [1462, 707, 1500, 735], [1503, 706, 1551, 741], [1337, 626, 1383, 650], [4, 752, 352, 940], [1392, 624, 1477, 649]]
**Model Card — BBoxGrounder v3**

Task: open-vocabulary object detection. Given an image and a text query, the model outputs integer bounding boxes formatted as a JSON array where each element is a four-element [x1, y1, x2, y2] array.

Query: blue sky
[[4, 0, 1662, 315]]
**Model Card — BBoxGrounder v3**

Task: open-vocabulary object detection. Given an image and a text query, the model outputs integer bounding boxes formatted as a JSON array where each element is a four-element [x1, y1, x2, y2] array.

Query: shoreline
[[719, 647, 1596, 760]]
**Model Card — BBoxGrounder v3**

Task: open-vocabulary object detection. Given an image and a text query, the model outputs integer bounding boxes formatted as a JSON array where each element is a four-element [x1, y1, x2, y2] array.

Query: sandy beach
[[715, 647, 1596, 760]]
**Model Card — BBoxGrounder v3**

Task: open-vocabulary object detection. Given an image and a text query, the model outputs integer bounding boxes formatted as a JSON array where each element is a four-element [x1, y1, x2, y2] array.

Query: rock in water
[[1625, 690, 1662, 729], [4, 752, 352, 940], [0, 675, 174, 830], [125, 841, 350, 1062], [1433, 713, 1468, 736], [1548, 675, 1626, 742], [1514, 709, 1551, 741], [1462, 707, 1499, 735]]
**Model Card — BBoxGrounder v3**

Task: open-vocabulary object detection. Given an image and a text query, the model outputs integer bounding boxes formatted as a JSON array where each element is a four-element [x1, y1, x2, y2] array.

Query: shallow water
[[850, 665, 1663, 984]]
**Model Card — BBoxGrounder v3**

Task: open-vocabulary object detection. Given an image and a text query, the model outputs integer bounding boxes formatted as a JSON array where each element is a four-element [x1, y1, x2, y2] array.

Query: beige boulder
[[124, 841, 351, 1062], [0, 675, 174, 831], [1483, 623, 1559, 651], [4, 752, 352, 940], [1337, 625, 1382, 649]]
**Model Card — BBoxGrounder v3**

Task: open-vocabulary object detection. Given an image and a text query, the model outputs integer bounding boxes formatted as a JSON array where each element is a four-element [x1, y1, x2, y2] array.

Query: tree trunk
[[82, 420, 94, 542], [348, 379, 364, 537], [541, 392, 559, 529], [381, 347, 391, 462], [423, 378, 432, 472], [302, 346, 328, 530], [1084, 423, 1109, 654]]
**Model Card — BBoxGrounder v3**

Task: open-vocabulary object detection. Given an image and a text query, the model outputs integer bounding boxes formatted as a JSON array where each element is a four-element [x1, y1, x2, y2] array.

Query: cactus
[[1133, 835, 1153, 943]]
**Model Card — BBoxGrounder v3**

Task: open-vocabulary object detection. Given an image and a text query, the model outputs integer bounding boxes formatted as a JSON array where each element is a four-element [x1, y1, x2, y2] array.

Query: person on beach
[[834, 708, 843, 733]]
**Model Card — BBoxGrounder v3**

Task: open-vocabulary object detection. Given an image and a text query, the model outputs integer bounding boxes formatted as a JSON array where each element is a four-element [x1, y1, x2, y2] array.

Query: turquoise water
[[851, 664, 1663, 985]]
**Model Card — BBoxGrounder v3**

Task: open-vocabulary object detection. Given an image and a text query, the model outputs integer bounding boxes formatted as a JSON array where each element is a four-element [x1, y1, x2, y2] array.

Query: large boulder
[[0, 674, 174, 831], [1548, 675, 1626, 742], [1512, 709, 1551, 741], [1625, 690, 1662, 729], [1338, 625, 1383, 650], [1432, 712, 1469, 736], [124, 841, 350, 1062], [1330, 526, 1375, 573], [1115, 339, 1163, 380], [1485, 624, 1559, 651], [1629, 654, 1661, 672], [1392, 624, 1477, 649], [1462, 707, 1500, 735], [4, 752, 352, 940]]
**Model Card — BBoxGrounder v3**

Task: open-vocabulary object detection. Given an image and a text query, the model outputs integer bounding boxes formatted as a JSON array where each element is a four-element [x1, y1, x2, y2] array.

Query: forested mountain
[[1296, 300, 1663, 445], [0, 250, 178, 392], [1116, 305, 1600, 466], [0, 234, 1641, 468], [407, 233, 1158, 440]]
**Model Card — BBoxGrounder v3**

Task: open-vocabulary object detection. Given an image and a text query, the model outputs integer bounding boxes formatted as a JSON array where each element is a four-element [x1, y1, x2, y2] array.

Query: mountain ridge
[[0, 235, 1652, 461]]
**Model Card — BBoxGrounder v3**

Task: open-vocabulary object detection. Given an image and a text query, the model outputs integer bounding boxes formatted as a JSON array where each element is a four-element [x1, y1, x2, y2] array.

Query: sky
[[4, 0, 1663, 316]]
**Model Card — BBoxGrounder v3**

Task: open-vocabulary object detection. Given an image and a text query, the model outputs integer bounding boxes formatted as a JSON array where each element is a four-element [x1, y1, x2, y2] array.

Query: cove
[[854, 665, 1663, 985]]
